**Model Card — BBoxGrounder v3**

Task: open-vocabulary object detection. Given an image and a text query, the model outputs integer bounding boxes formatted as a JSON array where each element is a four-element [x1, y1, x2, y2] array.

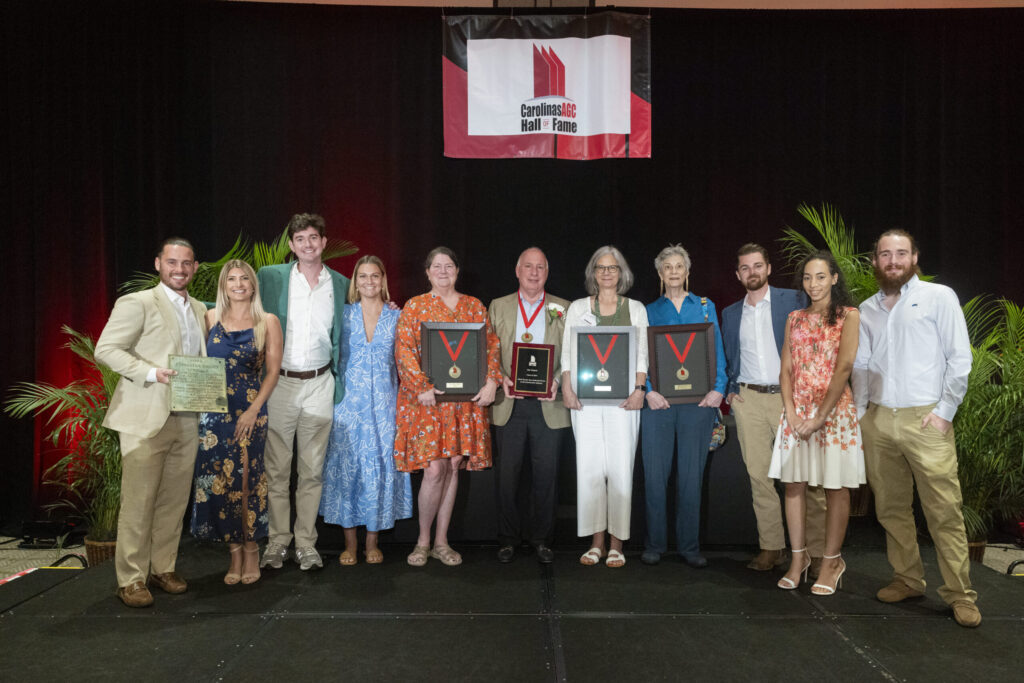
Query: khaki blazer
[[96, 287, 208, 439], [488, 292, 571, 429]]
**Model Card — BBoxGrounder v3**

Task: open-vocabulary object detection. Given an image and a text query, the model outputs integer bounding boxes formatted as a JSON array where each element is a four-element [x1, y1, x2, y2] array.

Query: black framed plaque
[[420, 322, 486, 402], [573, 325, 636, 406], [509, 342, 554, 398], [647, 323, 715, 404]]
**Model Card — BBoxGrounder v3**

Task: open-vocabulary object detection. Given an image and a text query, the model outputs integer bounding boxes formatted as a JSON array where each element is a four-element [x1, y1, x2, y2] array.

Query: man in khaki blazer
[[489, 247, 570, 564], [95, 238, 208, 608]]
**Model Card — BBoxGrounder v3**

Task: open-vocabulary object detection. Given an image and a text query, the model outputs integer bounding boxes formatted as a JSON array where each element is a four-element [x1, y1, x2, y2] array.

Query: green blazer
[[488, 291, 571, 429], [256, 262, 350, 404]]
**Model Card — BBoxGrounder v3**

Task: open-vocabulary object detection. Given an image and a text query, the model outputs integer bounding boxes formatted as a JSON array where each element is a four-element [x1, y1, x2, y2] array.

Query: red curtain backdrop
[[3, 2, 1023, 521]]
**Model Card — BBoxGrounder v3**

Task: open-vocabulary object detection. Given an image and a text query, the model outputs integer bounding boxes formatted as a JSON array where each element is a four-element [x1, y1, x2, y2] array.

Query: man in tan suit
[[95, 238, 208, 608], [489, 247, 570, 564]]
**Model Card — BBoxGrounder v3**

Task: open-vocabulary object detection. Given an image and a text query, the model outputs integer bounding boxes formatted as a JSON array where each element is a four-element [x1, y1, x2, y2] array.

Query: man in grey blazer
[[256, 214, 349, 571], [721, 243, 826, 573], [95, 238, 207, 607], [489, 247, 570, 564]]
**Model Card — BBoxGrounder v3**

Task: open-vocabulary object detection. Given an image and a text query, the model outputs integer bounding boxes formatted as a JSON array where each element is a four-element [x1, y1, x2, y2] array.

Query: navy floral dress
[[190, 322, 269, 542]]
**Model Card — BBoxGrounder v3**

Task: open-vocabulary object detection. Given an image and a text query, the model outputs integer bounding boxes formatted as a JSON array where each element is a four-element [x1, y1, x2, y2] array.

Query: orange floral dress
[[393, 293, 502, 472], [768, 308, 866, 489]]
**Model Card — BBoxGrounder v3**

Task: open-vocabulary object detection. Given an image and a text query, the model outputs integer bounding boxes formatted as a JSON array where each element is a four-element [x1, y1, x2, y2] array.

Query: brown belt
[[740, 382, 781, 394], [280, 364, 331, 380]]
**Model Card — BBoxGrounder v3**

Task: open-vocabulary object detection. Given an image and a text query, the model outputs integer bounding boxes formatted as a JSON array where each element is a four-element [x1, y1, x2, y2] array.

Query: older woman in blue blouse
[[641, 244, 727, 568]]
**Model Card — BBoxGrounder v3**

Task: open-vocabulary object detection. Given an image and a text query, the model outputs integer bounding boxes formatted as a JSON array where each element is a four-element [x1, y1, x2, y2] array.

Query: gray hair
[[583, 245, 634, 295], [654, 244, 691, 275]]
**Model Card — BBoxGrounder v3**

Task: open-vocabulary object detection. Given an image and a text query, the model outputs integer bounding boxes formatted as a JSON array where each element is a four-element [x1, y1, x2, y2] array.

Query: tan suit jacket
[[96, 287, 208, 439], [489, 292, 571, 429]]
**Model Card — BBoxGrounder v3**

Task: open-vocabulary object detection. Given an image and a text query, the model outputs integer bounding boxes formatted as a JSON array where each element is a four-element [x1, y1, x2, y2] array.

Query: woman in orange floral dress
[[394, 247, 502, 567], [769, 250, 865, 596]]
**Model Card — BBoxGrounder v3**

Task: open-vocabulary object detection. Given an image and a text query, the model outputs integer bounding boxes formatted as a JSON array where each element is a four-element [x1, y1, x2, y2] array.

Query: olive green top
[[592, 295, 631, 326]]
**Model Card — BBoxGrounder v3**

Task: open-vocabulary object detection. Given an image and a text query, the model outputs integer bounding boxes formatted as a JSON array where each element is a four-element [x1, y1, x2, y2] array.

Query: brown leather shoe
[[747, 549, 787, 571], [117, 581, 154, 608], [951, 600, 981, 628], [149, 571, 188, 594], [876, 579, 925, 603]]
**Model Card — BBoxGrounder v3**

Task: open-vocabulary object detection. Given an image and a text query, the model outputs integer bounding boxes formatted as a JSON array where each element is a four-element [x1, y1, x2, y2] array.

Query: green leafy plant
[[955, 297, 1024, 541], [4, 327, 122, 541], [120, 230, 358, 300]]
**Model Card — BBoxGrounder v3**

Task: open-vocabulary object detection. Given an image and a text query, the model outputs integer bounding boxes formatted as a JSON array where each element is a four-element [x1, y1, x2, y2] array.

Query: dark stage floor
[[3, 527, 1023, 682]]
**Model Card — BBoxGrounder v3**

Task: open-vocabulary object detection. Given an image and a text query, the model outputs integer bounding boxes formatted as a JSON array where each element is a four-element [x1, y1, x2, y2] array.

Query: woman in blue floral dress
[[320, 256, 412, 566], [191, 260, 282, 585]]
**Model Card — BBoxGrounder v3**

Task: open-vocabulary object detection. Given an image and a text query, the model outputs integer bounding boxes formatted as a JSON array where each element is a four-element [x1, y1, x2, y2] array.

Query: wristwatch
[[634, 385, 647, 393]]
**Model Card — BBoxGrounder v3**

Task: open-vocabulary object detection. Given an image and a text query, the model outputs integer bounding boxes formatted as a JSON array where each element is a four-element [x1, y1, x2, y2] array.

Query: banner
[[443, 12, 651, 160]]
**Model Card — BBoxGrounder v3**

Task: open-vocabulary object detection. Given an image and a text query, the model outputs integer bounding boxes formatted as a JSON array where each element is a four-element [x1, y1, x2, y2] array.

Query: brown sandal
[[339, 549, 357, 566], [364, 548, 383, 564], [407, 545, 431, 567]]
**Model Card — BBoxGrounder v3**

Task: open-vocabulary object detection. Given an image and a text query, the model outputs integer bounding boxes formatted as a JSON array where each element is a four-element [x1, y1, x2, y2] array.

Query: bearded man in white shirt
[[257, 214, 350, 571], [852, 229, 980, 628]]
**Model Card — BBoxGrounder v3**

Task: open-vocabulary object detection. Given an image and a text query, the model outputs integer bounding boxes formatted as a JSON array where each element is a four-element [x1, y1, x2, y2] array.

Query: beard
[[743, 273, 767, 291], [874, 262, 917, 292]]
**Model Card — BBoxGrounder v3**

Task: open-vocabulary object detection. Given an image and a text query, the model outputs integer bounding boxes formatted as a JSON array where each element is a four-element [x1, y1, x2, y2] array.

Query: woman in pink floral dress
[[769, 250, 865, 595]]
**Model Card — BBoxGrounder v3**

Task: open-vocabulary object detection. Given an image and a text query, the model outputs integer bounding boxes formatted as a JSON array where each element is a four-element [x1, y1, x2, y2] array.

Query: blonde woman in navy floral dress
[[320, 256, 412, 566], [769, 251, 865, 596], [191, 260, 282, 586]]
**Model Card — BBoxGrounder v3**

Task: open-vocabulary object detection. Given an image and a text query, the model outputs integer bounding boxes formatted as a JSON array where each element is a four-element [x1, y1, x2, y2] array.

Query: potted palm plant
[[4, 326, 122, 566], [5, 230, 358, 566], [954, 297, 1024, 560]]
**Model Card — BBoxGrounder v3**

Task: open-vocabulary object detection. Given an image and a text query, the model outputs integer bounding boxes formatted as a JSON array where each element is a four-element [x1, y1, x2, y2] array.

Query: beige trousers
[[115, 414, 199, 587], [265, 372, 334, 549], [732, 386, 826, 554], [861, 402, 977, 605]]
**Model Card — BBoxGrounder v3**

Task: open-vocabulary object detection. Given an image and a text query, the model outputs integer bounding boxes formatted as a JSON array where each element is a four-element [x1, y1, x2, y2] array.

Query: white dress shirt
[[281, 264, 334, 371], [514, 291, 547, 343], [147, 283, 202, 383], [851, 275, 971, 422], [737, 288, 781, 386]]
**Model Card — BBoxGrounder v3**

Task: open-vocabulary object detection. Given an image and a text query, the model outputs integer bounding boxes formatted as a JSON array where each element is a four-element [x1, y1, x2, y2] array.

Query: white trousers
[[571, 405, 640, 539]]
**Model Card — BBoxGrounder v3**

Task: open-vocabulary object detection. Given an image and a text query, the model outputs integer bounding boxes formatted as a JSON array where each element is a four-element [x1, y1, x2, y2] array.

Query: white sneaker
[[260, 542, 290, 569], [294, 546, 323, 571]]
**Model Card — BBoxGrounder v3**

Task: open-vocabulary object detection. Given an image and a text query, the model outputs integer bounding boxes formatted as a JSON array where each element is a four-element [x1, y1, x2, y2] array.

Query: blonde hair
[[347, 255, 391, 304], [214, 259, 268, 351]]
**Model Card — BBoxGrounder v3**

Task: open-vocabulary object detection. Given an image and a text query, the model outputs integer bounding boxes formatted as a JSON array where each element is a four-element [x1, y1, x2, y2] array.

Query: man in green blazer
[[96, 238, 208, 607], [488, 247, 571, 564], [256, 214, 349, 571]]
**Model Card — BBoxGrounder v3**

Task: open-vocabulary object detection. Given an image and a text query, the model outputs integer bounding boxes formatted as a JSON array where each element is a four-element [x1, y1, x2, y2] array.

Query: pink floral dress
[[768, 308, 866, 489]]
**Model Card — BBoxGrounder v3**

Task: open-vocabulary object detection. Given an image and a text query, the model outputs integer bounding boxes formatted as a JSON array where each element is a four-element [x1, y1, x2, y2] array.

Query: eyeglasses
[[595, 265, 620, 274]]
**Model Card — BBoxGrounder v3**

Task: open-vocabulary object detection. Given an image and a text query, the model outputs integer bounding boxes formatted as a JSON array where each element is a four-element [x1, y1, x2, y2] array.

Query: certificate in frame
[[420, 322, 486, 402], [509, 342, 555, 398], [647, 323, 715, 404], [572, 325, 636, 406]]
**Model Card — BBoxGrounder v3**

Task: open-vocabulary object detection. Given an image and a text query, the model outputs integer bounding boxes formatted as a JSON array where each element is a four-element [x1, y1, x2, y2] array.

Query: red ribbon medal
[[518, 293, 545, 342], [439, 330, 469, 378], [665, 332, 696, 380], [587, 334, 619, 383]]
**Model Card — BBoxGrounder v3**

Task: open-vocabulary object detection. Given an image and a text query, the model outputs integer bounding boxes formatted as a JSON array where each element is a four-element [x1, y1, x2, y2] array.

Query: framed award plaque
[[420, 322, 486, 402], [509, 342, 555, 398], [647, 323, 715, 404], [572, 325, 636, 406]]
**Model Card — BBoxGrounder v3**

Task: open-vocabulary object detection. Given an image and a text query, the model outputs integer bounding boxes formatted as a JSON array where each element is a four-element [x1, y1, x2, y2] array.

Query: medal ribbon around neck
[[587, 334, 619, 366], [439, 331, 470, 363], [518, 293, 545, 335], [665, 332, 697, 365]]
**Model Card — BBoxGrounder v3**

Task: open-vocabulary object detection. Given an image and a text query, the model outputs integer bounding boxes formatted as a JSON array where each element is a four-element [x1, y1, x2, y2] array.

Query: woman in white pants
[[561, 246, 648, 568]]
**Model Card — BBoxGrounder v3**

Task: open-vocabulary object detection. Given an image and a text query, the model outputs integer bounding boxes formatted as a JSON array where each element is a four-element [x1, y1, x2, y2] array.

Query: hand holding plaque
[[420, 322, 486, 402], [508, 342, 555, 398], [168, 355, 228, 413], [647, 324, 716, 404]]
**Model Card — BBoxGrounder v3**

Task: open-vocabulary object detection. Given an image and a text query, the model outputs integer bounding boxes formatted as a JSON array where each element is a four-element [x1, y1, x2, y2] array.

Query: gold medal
[[449, 364, 461, 379], [676, 366, 690, 381], [521, 332, 533, 342], [596, 367, 609, 383]]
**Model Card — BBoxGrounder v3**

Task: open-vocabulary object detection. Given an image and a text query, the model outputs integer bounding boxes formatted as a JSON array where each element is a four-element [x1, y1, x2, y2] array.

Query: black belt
[[740, 382, 781, 394], [280, 364, 331, 380]]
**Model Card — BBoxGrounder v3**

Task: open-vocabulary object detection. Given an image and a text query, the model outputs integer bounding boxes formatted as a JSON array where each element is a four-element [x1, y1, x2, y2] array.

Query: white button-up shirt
[[148, 283, 203, 383], [514, 291, 547, 343], [281, 264, 334, 371], [851, 275, 971, 422], [737, 288, 781, 386]]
